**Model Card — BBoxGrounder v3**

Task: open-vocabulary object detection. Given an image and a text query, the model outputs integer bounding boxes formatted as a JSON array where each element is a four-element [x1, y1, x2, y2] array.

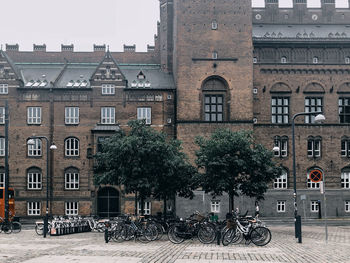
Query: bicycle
[[0, 216, 21, 234]]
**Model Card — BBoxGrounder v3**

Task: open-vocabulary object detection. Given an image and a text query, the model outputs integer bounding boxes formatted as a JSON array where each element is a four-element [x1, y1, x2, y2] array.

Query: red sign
[[310, 169, 323, 183]]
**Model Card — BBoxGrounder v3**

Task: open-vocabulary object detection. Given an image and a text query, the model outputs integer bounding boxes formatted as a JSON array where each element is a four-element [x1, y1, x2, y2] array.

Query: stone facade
[[1, 0, 350, 218]]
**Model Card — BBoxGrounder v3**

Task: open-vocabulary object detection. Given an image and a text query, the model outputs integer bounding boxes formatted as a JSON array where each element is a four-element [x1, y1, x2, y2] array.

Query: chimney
[[147, 45, 155, 52], [61, 44, 74, 52], [93, 44, 106, 52], [123, 44, 136, 52], [33, 44, 46, 52], [5, 44, 19, 51]]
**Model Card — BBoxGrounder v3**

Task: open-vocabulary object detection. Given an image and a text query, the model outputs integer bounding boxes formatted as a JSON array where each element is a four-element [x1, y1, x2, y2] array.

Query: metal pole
[[45, 137, 49, 238], [322, 175, 328, 242], [292, 115, 299, 242], [4, 100, 9, 223]]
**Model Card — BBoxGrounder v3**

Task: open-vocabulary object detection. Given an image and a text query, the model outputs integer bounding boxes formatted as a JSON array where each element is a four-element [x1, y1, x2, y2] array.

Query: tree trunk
[[140, 195, 145, 216], [229, 192, 234, 214], [163, 197, 167, 219], [135, 191, 138, 216]]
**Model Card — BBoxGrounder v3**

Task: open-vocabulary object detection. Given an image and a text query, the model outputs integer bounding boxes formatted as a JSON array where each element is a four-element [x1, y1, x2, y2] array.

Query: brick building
[[1, 0, 350, 218]]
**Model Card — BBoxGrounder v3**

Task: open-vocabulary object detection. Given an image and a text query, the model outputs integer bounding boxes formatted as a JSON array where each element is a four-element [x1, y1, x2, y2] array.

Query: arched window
[[65, 167, 79, 190], [273, 136, 288, 157], [274, 168, 287, 189], [211, 20, 218, 30], [345, 57, 350, 64], [341, 168, 350, 189], [281, 56, 287, 64], [202, 77, 228, 122], [313, 57, 319, 64], [27, 138, 42, 157], [27, 167, 42, 190], [212, 51, 218, 60], [0, 166, 4, 187], [307, 167, 323, 189], [65, 137, 79, 157]]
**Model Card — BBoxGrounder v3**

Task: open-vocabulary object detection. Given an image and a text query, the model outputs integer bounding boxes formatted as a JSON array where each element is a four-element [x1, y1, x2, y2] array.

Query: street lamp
[[27, 137, 56, 238], [292, 112, 325, 243]]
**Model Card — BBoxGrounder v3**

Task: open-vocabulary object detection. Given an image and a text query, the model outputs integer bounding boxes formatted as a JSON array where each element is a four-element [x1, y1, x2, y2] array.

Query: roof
[[17, 64, 63, 88], [253, 24, 350, 39], [56, 64, 96, 88]]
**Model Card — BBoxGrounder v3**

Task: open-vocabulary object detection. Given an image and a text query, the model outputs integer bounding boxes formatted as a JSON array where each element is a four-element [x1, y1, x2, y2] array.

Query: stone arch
[[270, 82, 291, 93], [201, 75, 228, 91], [338, 82, 350, 93], [303, 82, 325, 94]]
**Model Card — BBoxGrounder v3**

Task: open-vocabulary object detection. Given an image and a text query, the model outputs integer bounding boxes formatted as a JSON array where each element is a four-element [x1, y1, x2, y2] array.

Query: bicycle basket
[[226, 219, 237, 230], [193, 214, 205, 222]]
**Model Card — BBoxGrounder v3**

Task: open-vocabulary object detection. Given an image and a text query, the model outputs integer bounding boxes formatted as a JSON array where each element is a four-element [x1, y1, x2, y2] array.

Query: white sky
[[0, 0, 348, 52]]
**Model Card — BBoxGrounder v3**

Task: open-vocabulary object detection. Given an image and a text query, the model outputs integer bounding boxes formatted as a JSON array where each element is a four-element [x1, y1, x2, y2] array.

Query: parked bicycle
[[0, 216, 21, 234]]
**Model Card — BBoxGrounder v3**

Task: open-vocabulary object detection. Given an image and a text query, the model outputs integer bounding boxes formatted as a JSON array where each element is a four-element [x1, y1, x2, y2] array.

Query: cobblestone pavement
[[0, 225, 349, 263]]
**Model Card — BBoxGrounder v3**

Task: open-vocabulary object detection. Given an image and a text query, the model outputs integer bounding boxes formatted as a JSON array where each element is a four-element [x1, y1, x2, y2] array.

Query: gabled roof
[[0, 49, 22, 81]]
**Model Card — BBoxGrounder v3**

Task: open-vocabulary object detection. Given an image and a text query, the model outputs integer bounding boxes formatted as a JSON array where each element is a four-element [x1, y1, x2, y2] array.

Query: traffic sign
[[310, 169, 323, 183]]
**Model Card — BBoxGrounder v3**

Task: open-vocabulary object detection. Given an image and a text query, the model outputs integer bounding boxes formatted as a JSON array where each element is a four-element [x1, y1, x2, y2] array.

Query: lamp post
[[27, 137, 57, 238], [292, 111, 325, 243]]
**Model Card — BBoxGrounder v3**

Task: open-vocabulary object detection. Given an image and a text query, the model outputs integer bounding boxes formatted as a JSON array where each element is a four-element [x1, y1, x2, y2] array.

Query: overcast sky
[[0, 0, 348, 52]]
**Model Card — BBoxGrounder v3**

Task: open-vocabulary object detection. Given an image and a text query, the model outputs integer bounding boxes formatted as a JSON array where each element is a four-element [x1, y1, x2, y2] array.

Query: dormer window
[[281, 57, 287, 64], [32, 80, 41, 87], [138, 82, 144, 88], [131, 80, 137, 88], [80, 80, 88, 87], [145, 81, 151, 88], [345, 57, 350, 64], [67, 81, 74, 88], [73, 81, 80, 87], [137, 71, 146, 80], [211, 20, 218, 30], [39, 80, 47, 87], [26, 80, 34, 87], [212, 51, 218, 60], [313, 57, 319, 64]]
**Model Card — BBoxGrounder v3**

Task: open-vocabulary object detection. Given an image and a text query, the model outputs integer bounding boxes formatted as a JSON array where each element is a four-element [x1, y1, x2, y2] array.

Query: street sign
[[300, 194, 306, 200], [310, 169, 323, 183]]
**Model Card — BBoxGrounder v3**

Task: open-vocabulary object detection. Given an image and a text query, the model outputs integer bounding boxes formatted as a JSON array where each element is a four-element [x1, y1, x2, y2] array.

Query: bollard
[[318, 200, 322, 219], [216, 227, 221, 245], [296, 215, 302, 243], [104, 227, 109, 243]]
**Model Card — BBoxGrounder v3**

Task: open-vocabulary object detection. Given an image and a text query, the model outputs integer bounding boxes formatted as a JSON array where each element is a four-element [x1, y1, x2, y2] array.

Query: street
[[0, 224, 349, 263]]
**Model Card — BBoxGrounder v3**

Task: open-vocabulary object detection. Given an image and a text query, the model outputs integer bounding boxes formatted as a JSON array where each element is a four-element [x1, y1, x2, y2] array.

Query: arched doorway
[[97, 187, 120, 218]]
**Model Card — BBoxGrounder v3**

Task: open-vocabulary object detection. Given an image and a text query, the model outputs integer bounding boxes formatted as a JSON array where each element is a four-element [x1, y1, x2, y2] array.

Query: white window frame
[[281, 56, 287, 63], [0, 107, 4, 124], [305, 98, 323, 124], [27, 138, 42, 157], [274, 169, 287, 189], [0, 170, 4, 187], [341, 139, 350, 157], [345, 57, 350, 64], [137, 201, 151, 215], [253, 57, 258, 64], [65, 107, 79, 125], [137, 107, 152, 125], [65, 202, 79, 216], [345, 201, 350, 213], [307, 169, 322, 189], [212, 51, 218, 60], [0, 84, 8, 94], [211, 201, 220, 213], [101, 107, 115, 124], [65, 170, 79, 190], [313, 57, 319, 64], [274, 136, 288, 157], [0, 137, 4, 156], [311, 200, 319, 212], [27, 202, 41, 216], [307, 138, 321, 157], [341, 169, 350, 189], [277, 201, 286, 213], [102, 84, 115, 95], [27, 107, 42, 124], [65, 137, 79, 157], [27, 171, 42, 190], [211, 20, 218, 30], [271, 97, 289, 124]]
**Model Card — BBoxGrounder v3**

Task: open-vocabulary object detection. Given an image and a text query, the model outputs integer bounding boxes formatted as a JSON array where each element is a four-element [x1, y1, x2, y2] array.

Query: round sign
[[310, 169, 323, 183]]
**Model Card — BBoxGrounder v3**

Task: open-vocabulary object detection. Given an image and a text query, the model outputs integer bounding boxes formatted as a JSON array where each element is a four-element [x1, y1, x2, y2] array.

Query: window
[[211, 20, 218, 30], [305, 98, 323, 124], [307, 137, 321, 157], [65, 168, 79, 190], [101, 107, 115, 124], [27, 202, 41, 216], [274, 168, 287, 189], [277, 201, 286, 213], [0, 107, 4, 124], [339, 98, 350, 124], [137, 107, 151, 125], [341, 169, 350, 189], [0, 84, 8, 94], [345, 57, 350, 64], [281, 57, 287, 63], [65, 107, 79, 125], [271, 97, 289, 124], [212, 51, 218, 60], [0, 167, 4, 187], [313, 57, 319, 64], [211, 201, 220, 213], [137, 201, 151, 215], [345, 201, 350, 212], [65, 202, 78, 215], [65, 137, 79, 157], [274, 136, 288, 157], [253, 57, 258, 63], [27, 107, 42, 124], [28, 138, 42, 157], [27, 168, 42, 190], [341, 138, 350, 157], [0, 137, 4, 156], [204, 95, 223, 122], [311, 201, 319, 212], [102, 84, 115, 95], [307, 169, 322, 189]]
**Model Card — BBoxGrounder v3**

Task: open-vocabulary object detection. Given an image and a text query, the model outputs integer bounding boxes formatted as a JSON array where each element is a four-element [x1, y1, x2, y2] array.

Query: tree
[[94, 120, 196, 216], [195, 129, 282, 213]]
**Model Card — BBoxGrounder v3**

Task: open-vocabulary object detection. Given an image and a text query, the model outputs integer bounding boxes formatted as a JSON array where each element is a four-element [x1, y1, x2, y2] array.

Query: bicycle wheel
[[167, 225, 184, 244], [222, 228, 236, 246], [198, 224, 216, 244], [1, 223, 12, 234], [11, 222, 21, 233], [250, 226, 271, 246]]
